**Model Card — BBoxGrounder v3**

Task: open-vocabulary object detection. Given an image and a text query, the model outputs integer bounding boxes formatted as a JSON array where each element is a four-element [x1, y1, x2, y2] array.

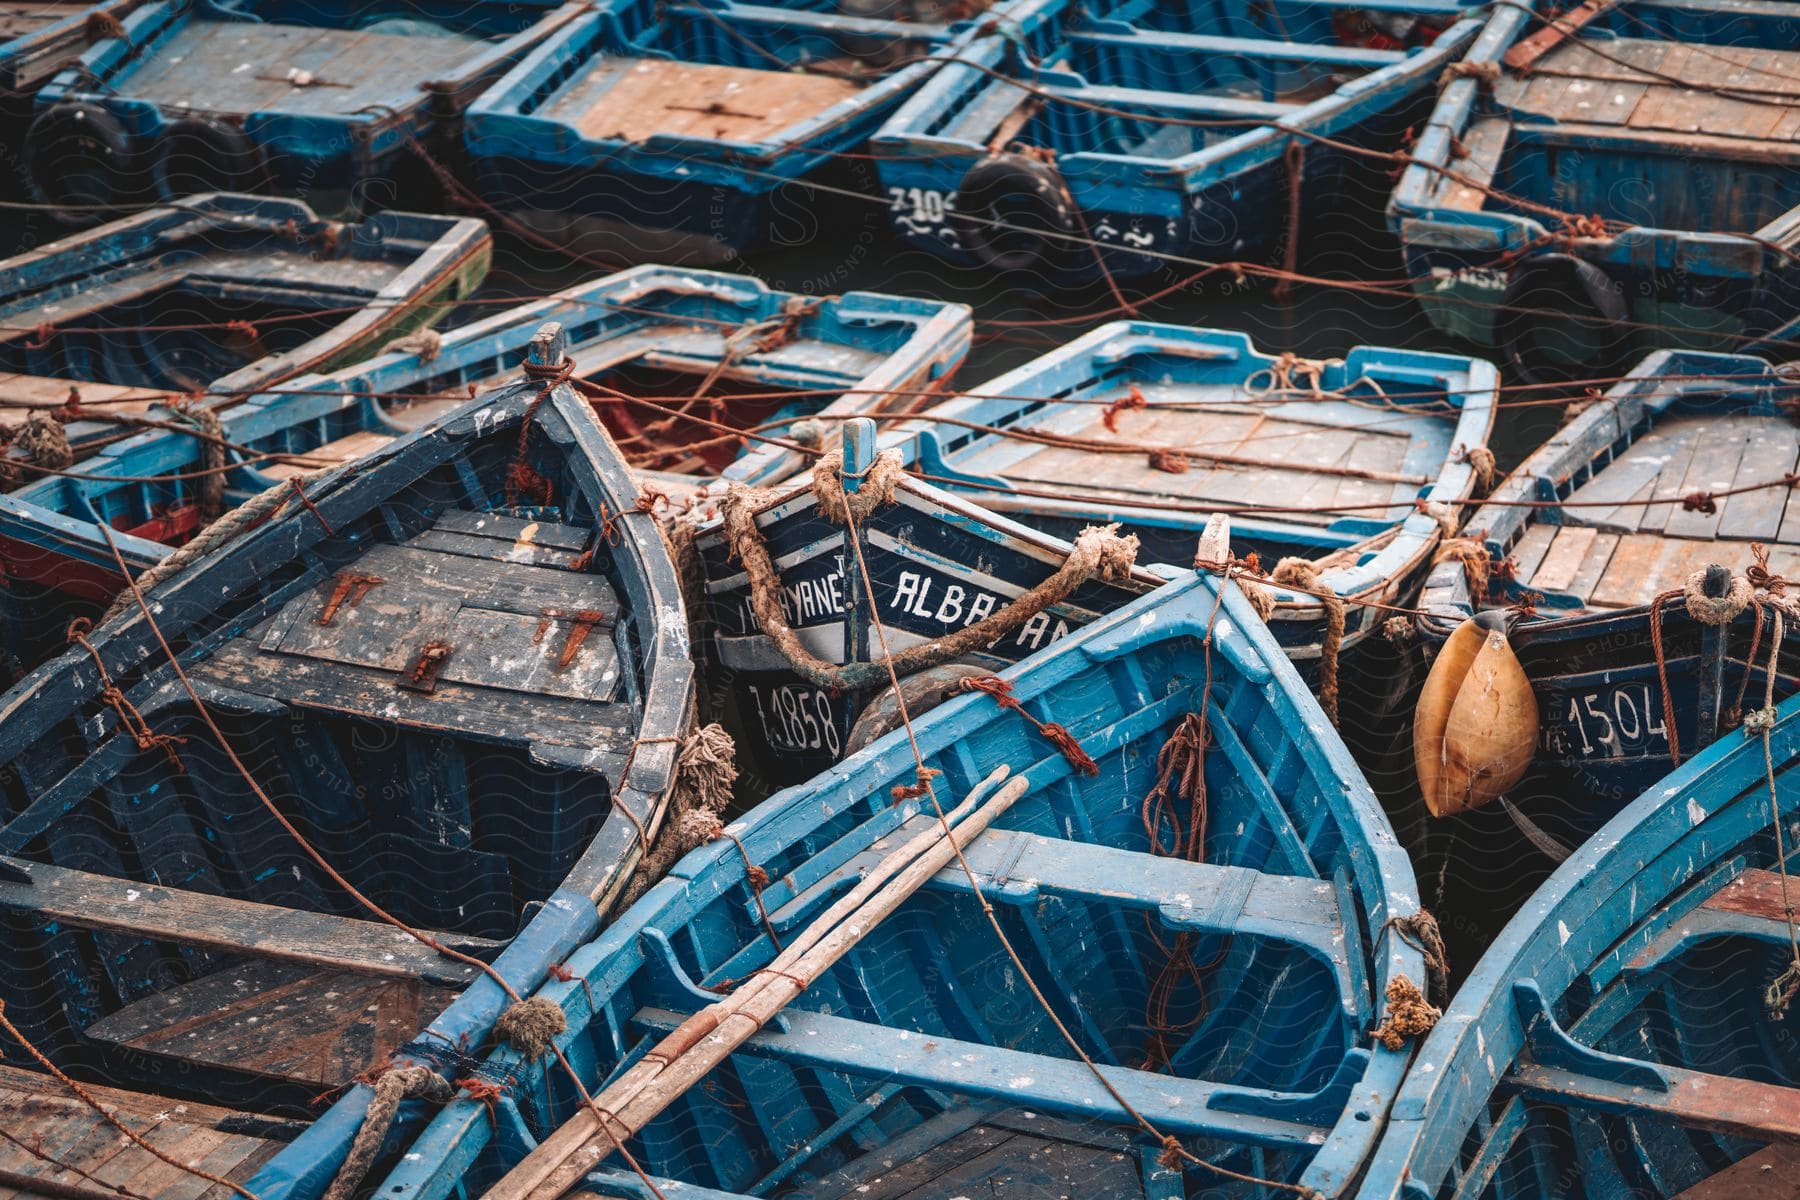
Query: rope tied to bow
[[509, 353, 577, 506], [1383, 615, 1414, 644], [1370, 974, 1441, 1050], [321, 1065, 454, 1200], [1271, 557, 1343, 725], [811, 447, 904, 525], [66, 618, 187, 766], [1460, 445, 1497, 493], [1385, 911, 1450, 1007], [380, 326, 443, 363], [1441, 58, 1501, 88], [171, 399, 225, 520], [619, 723, 739, 908], [723, 478, 1138, 692], [1416, 498, 1459, 538], [1245, 351, 1343, 399], [954, 675, 1097, 775], [1434, 538, 1491, 607]]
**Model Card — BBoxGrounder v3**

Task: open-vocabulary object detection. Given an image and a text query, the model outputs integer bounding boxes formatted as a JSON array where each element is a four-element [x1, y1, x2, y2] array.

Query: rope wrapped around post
[[1270, 557, 1343, 726], [721, 473, 1139, 692]]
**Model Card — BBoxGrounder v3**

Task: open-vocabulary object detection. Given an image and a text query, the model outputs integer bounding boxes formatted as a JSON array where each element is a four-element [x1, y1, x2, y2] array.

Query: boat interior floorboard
[[1519, 413, 1800, 608], [190, 510, 638, 756], [0, 1063, 283, 1200], [82, 959, 458, 1091], [804, 1106, 1152, 1200], [1497, 39, 1800, 143], [951, 387, 1434, 526], [117, 20, 481, 115], [549, 58, 865, 143], [1669, 1143, 1800, 1199]]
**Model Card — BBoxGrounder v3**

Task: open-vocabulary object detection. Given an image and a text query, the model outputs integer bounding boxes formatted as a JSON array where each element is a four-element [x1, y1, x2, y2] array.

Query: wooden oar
[[482, 766, 1028, 1200]]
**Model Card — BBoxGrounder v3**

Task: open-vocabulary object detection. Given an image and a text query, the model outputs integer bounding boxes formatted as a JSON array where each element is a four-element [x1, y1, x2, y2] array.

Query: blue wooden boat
[[1358, 686, 1800, 1199], [872, 0, 1482, 282], [22, 0, 586, 217], [902, 321, 1497, 673], [0, 0, 141, 166], [0, 191, 489, 466], [695, 417, 1170, 791], [0, 264, 968, 670], [0, 322, 694, 1186], [1414, 348, 1800, 853], [1392, 0, 1800, 383], [461, 0, 989, 262], [339, 558, 1436, 1200]]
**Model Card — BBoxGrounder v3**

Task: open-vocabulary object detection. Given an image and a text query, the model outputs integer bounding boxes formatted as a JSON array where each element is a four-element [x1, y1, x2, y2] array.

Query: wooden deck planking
[[1501, 38, 1800, 143], [1717, 421, 1799, 541], [998, 404, 1415, 525], [564, 58, 863, 143], [121, 20, 479, 116], [1507, 522, 1558, 581], [259, 429, 394, 480], [1528, 525, 1598, 593], [85, 960, 457, 1090], [1641, 420, 1704, 535], [0, 373, 171, 419], [1662, 428, 1751, 541], [1671, 1143, 1800, 1199], [0, 2, 88, 38], [0, 1064, 280, 1200], [1586, 534, 1800, 609], [1435, 117, 1508, 210], [1560, 531, 1618, 604]]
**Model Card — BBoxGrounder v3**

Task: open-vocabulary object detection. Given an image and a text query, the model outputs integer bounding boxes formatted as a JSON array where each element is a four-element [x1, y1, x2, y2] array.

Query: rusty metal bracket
[[397, 640, 454, 693], [317, 572, 383, 626], [537, 608, 607, 671]]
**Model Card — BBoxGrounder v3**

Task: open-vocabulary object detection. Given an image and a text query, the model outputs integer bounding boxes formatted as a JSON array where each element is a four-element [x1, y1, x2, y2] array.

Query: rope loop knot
[[1682, 569, 1751, 626], [812, 447, 904, 525]]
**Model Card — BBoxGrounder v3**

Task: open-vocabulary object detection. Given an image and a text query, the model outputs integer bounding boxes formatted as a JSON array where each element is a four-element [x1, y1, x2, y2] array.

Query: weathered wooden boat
[[0, 324, 693, 1193], [0, 192, 489, 468], [873, 0, 1482, 282], [1359, 685, 1800, 1199], [0, 0, 140, 167], [22, 0, 586, 217], [695, 417, 1172, 791], [0, 1062, 292, 1196], [1393, 0, 1800, 383], [1414, 348, 1800, 854], [348, 557, 1437, 1200], [461, 0, 990, 262], [0, 264, 967, 669], [894, 321, 1496, 772]]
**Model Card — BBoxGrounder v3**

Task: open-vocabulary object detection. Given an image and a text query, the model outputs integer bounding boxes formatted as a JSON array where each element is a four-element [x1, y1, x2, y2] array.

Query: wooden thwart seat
[[0, 856, 500, 987]]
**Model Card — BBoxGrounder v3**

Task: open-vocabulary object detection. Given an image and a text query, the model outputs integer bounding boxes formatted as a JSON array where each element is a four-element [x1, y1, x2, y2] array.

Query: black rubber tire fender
[[949, 152, 1079, 274], [1498, 252, 1631, 386], [152, 115, 268, 200], [24, 102, 132, 216]]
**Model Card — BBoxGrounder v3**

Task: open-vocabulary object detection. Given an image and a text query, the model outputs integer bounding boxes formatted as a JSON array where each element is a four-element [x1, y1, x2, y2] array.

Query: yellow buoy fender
[[1414, 612, 1539, 817]]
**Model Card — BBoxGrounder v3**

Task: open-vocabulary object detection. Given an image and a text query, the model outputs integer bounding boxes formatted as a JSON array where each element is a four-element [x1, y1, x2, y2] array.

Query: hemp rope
[[1370, 974, 1441, 1050], [1433, 538, 1491, 607], [1271, 557, 1343, 726], [1650, 569, 1754, 766], [1745, 603, 1800, 1019], [1384, 912, 1450, 1007], [619, 723, 739, 908], [721, 476, 1139, 692], [173, 401, 226, 521], [98, 471, 326, 624], [321, 1065, 454, 1200]]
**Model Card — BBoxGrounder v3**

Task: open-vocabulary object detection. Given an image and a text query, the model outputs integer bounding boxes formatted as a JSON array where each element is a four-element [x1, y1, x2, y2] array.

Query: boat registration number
[[745, 682, 842, 755], [1547, 684, 1669, 759]]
